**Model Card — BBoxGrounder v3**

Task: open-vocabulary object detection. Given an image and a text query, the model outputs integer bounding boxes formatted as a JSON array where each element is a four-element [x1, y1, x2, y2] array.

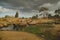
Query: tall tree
[[39, 7, 48, 12], [55, 9, 60, 18], [15, 11, 19, 18], [39, 11, 49, 18], [35, 14, 38, 18], [55, 9, 60, 15], [39, 7, 49, 18], [53, 15, 60, 18], [48, 14, 52, 18], [32, 15, 38, 19]]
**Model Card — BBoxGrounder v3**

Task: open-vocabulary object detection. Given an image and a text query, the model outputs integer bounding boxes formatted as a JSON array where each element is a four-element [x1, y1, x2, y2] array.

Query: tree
[[39, 7, 48, 12], [55, 9, 60, 18], [48, 14, 52, 18], [22, 17, 24, 19], [15, 11, 19, 18], [35, 15, 38, 18], [39, 11, 49, 18], [55, 9, 60, 16], [32, 15, 38, 19], [39, 7, 49, 18], [5, 15, 12, 18], [53, 15, 60, 18]]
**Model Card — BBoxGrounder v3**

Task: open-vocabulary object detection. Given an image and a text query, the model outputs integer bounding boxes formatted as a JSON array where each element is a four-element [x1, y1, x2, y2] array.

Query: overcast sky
[[0, 0, 60, 17]]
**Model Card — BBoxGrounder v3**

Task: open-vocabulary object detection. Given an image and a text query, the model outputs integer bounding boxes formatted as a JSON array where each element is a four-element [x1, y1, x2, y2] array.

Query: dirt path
[[0, 31, 43, 40]]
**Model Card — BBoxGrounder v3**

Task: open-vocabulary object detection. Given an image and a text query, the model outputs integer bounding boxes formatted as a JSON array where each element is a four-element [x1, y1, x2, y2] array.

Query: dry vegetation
[[50, 24, 60, 35], [0, 17, 60, 40], [0, 17, 55, 27]]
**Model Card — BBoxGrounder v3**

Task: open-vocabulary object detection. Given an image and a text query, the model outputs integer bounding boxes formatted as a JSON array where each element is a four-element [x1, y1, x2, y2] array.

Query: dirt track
[[0, 31, 43, 40]]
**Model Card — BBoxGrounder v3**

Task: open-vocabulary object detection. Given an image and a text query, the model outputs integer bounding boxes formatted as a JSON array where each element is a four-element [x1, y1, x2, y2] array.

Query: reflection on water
[[0, 24, 30, 31]]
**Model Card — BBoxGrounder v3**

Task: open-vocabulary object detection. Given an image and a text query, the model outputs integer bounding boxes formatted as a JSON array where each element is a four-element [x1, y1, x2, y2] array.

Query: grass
[[24, 24, 54, 33], [20, 24, 54, 40], [20, 24, 60, 40]]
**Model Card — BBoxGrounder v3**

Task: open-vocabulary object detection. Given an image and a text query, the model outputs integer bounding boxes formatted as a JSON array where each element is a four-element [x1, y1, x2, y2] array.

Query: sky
[[0, 0, 60, 18]]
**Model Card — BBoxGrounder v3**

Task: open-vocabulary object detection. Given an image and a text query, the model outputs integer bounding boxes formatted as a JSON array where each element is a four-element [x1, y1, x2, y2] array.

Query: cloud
[[0, 0, 60, 18], [0, 0, 60, 12], [39, 1, 60, 11], [0, 6, 18, 13], [0, 6, 21, 18]]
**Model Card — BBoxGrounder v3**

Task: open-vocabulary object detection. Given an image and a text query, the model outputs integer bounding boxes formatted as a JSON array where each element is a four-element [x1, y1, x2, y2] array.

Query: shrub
[[23, 24, 54, 36]]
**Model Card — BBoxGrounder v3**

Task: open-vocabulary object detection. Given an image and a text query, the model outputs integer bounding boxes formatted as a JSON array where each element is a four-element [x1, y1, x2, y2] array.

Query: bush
[[19, 24, 55, 40], [23, 24, 54, 36]]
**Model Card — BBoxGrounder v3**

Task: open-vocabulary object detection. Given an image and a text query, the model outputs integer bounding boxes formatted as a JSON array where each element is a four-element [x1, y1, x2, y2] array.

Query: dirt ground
[[0, 31, 43, 40]]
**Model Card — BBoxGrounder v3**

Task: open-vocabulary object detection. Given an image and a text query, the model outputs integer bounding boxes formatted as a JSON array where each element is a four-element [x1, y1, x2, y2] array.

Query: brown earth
[[0, 31, 43, 40]]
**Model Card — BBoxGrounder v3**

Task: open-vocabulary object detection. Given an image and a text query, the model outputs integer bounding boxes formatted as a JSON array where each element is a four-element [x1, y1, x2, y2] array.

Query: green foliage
[[53, 14, 60, 18], [22, 17, 24, 19], [23, 24, 54, 35], [55, 9, 60, 15], [32, 15, 38, 19], [54, 9, 60, 18], [48, 14, 52, 18], [19, 24, 55, 40], [5, 15, 11, 18], [15, 11, 19, 18], [39, 7, 48, 12]]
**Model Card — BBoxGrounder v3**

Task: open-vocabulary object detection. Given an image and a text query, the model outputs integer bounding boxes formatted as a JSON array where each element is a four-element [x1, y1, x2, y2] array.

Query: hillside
[[0, 17, 56, 27]]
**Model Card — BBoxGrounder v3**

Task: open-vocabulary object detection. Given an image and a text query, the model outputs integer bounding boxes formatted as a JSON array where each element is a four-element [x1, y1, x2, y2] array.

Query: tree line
[[5, 7, 60, 19], [32, 7, 60, 19]]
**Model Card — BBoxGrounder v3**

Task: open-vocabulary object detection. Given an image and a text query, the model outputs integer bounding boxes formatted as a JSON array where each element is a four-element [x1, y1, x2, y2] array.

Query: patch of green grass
[[20, 24, 54, 40], [23, 24, 54, 35]]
